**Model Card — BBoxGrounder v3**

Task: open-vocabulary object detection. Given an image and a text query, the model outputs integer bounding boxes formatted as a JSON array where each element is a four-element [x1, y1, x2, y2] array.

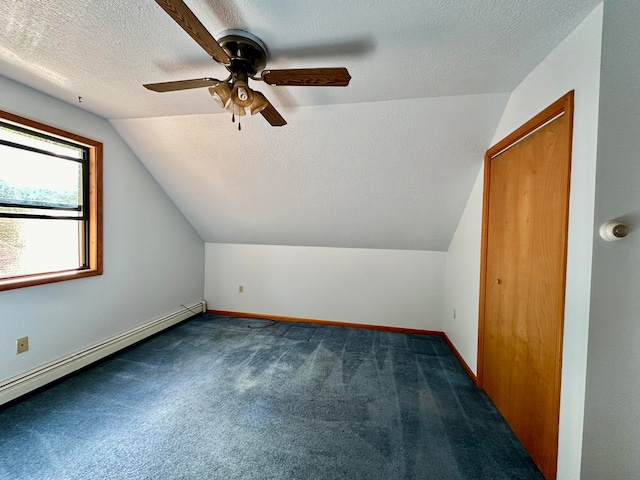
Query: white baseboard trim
[[0, 301, 206, 407]]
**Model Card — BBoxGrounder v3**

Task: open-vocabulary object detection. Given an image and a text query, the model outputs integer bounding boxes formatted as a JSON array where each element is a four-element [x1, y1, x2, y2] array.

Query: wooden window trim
[[0, 109, 103, 291]]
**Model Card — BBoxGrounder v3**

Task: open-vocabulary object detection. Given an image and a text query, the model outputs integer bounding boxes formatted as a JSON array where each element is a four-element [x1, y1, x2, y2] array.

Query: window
[[0, 109, 102, 291]]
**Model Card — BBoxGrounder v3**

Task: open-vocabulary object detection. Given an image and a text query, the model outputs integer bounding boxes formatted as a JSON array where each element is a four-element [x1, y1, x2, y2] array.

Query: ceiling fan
[[144, 0, 352, 128]]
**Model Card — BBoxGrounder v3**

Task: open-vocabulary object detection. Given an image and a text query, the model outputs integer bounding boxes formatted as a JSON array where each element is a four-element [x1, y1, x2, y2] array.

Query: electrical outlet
[[239, 285, 244, 293], [17, 336, 29, 354]]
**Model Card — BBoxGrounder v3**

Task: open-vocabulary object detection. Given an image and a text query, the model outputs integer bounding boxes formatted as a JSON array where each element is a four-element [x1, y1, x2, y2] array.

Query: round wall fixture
[[599, 221, 629, 241]]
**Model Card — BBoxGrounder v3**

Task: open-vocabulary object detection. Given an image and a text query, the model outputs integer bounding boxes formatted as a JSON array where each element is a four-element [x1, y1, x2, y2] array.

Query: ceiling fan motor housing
[[217, 29, 268, 77]]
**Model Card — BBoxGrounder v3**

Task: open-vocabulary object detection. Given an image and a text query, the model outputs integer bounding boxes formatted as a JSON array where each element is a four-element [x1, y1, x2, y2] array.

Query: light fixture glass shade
[[230, 81, 254, 108], [209, 82, 231, 108], [226, 102, 246, 116], [249, 92, 269, 115]]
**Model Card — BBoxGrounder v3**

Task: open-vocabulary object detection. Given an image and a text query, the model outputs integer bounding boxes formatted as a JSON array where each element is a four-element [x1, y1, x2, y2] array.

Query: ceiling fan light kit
[[145, 0, 352, 129], [230, 79, 254, 108], [208, 82, 231, 108], [249, 92, 270, 115]]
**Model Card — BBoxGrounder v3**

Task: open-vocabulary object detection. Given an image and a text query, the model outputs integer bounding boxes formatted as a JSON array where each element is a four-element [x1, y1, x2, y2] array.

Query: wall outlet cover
[[17, 336, 29, 354]]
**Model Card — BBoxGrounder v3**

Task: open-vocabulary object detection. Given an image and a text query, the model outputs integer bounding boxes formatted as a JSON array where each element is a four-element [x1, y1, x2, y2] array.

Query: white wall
[[444, 4, 603, 479], [205, 243, 445, 331], [444, 170, 484, 373], [0, 75, 205, 384], [581, 2, 640, 478]]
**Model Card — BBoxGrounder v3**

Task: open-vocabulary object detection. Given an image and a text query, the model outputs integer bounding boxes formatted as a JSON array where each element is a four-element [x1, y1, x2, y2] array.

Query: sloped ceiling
[[0, 0, 601, 250]]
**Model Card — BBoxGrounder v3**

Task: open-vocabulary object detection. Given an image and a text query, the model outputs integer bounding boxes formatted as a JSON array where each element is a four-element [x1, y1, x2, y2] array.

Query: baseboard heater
[[0, 300, 206, 407]]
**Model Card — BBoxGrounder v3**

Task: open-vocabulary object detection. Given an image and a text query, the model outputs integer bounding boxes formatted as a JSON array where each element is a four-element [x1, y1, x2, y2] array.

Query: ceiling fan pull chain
[[232, 113, 235, 123], [238, 120, 241, 131]]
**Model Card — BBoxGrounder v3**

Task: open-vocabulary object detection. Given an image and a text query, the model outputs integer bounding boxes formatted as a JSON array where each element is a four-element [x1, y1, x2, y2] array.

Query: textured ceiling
[[0, 0, 601, 250], [112, 94, 507, 250]]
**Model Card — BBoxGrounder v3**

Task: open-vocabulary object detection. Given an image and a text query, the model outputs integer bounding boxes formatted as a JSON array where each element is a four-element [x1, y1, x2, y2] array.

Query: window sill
[[0, 268, 102, 292]]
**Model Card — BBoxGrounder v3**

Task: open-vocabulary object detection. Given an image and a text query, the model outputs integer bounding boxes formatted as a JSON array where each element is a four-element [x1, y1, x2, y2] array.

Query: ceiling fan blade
[[144, 78, 221, 92], [261, 68, 351, 87], [258, 95, 287, 126], [155, 0, 231, 65]]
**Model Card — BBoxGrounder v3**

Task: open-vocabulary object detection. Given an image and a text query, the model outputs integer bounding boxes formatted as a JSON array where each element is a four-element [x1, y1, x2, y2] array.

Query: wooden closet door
[[480, 93, 573, 480]]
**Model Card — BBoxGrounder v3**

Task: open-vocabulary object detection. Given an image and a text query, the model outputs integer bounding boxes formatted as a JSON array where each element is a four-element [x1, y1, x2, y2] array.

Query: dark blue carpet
[[0, 314, 543, 479]]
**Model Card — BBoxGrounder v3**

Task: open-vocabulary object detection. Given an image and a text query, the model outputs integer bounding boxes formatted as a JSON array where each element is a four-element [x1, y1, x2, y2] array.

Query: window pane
[[0, 124, 84, 159], [0, 144, 82, 209], [0, 217, 82, 279]]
